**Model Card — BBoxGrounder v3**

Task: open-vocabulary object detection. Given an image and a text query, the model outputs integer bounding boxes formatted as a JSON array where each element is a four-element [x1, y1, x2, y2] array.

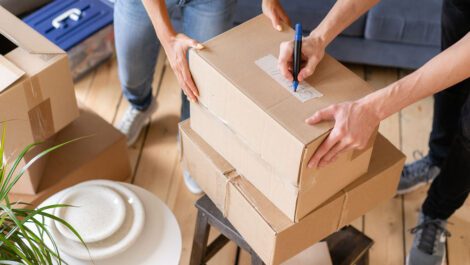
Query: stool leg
[[251, 252, 265, 265], [356, 251, 370, 265], [190, 211, 211, 265]]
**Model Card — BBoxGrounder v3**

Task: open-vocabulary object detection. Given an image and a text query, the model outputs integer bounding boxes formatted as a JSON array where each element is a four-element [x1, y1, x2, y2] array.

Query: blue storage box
[[23, 0, 115, 80]]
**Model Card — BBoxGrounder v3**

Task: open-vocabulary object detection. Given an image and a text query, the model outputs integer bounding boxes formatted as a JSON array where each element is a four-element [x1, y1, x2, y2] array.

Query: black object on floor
[[190, 195, 373, 265]]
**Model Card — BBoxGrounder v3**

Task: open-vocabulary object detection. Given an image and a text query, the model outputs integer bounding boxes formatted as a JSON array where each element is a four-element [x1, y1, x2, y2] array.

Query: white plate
[[47, 181, 145, 260], [36, 180, 181, 265], [55, 185, 126, 243]]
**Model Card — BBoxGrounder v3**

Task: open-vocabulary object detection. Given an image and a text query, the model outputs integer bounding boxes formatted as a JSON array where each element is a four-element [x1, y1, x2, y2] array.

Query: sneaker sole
[[396, 181, 428, 195], [406, 250, 446, 265], [126, 117, 150, 147]]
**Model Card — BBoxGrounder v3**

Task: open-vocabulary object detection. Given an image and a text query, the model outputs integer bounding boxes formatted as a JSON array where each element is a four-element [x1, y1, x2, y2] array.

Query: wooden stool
[[190, 195, 373, 265]]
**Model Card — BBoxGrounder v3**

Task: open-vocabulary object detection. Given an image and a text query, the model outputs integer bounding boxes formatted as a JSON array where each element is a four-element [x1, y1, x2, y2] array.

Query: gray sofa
[[235, 0, 442, 69]]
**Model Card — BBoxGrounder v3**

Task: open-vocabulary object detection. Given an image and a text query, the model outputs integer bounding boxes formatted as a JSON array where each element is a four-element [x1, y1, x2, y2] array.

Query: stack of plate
[[48, 181, 145, 260], [36, 180, 181, 265]]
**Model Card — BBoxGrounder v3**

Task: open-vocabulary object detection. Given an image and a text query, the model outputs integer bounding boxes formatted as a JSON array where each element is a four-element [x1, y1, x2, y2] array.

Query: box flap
[[193, 15, 373, 145], [0, 55, 24, 92], [0, 6, 63, 54]]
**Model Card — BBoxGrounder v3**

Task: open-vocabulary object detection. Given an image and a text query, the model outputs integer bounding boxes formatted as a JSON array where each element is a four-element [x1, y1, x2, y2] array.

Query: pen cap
[[295, 23, 302, 41]]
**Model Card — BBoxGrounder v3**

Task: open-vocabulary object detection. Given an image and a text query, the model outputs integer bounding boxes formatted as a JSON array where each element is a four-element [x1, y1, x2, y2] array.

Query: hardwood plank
[[82, 57, 122, 123], [447, 198, 470, 264], [132, 67, 181, 199], [363, 66, 405, 265], [74, 70, 95, 103]]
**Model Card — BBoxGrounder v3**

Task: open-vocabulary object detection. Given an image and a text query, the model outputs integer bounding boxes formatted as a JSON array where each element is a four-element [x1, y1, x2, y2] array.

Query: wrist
[[356, 94, 385, 124], [306, 31, 328, 50]]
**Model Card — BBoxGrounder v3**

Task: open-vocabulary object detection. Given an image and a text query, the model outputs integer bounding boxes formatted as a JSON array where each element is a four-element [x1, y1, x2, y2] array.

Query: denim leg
[[427, 0, 470, 165], [179, 0, 237, 121], [114, 0, 159, 111]]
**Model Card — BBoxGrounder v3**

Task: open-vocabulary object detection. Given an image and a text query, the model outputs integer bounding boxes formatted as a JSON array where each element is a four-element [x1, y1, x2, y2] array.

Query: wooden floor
[[75, 53, 470, 265]]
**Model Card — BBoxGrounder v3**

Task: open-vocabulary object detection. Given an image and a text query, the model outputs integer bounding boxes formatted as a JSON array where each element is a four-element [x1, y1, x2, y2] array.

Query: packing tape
[[222, 172, 239, 218], [23, 76, 55, 141], [336, 189, 350, 231]]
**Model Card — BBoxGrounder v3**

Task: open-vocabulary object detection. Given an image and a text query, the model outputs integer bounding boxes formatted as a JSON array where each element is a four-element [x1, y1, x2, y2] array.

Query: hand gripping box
[[189, 15, 376, 221], [180, 120, 405, 265], [0, 6, 79, 194]]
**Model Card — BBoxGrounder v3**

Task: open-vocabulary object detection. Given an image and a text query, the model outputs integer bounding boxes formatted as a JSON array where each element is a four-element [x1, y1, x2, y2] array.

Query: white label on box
[[255, 54, 323, 102]]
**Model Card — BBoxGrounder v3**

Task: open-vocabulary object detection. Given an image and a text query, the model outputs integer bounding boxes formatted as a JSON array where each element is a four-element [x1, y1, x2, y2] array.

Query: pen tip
[[293, 81, 298, 91]]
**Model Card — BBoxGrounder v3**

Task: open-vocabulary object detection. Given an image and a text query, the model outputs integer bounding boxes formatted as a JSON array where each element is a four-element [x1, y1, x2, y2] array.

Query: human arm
[[278, 0, 380, 81], [262, 0, 291, 31], [142, 0, 203, 102], [307, 32, 470, 168]]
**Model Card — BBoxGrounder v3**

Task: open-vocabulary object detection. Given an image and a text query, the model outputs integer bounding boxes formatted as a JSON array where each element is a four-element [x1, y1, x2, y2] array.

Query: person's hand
[[278, 35, 326, 82], [305, 100, 380, 168], [262, 0, 290, 31], [164, 33, 204, 102]]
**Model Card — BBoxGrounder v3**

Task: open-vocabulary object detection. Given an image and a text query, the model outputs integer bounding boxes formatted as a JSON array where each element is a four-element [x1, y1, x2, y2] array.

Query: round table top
[[36, 180, 182, 265]]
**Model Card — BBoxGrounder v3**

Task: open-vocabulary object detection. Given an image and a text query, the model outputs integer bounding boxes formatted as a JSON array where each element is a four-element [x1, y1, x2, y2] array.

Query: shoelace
[[410, 219, 451, 255]]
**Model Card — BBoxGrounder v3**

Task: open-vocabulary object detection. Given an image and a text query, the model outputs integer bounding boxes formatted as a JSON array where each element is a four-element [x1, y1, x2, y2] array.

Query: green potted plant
[[0, 125, 85, 265]]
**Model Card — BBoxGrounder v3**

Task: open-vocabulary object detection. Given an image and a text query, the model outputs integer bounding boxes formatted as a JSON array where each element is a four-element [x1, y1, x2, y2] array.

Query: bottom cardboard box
[[10, 137, 55, 194], [9, 108, 131, 206], [180, 120, 405, 265]]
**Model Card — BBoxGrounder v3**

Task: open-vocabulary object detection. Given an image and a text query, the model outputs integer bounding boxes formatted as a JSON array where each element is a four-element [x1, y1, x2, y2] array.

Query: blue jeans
[[114, 0, 236, 120]]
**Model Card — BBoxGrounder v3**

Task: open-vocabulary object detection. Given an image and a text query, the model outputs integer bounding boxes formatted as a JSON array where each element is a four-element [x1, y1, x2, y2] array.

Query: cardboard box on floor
[[0, 6, 79, 193], [10, 108, 131, 205], [191, 103, 375, 221], [180, 121, 405, 265], [189, 15, 376, 221]]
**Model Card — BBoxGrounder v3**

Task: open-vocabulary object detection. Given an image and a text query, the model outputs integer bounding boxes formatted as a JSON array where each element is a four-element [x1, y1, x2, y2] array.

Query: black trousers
[[422, 0, 470, 220]]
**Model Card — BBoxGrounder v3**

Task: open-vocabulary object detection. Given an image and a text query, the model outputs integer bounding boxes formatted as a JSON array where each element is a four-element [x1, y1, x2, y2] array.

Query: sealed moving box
[[11, 107, 131, 201], [191, 103, 375, 221], [0, 6, 79, 193], [180, 121, 405, 264], [189, 15, 376, 221]]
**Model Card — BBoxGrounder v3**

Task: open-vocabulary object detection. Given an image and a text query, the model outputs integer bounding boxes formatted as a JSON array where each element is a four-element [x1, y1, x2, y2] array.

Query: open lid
[[0, 55, 25, 93], [0, 6, 63, 54]]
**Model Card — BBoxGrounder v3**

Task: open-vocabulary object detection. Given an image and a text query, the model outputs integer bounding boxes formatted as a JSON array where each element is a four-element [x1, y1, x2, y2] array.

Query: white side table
[[37, 181, 182, 265]]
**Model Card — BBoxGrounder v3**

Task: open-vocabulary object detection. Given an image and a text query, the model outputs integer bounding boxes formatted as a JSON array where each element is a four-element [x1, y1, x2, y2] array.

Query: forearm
[[309, 0, 380, 47], [362, 32, 470, 120], [142, 0, 176, 48]]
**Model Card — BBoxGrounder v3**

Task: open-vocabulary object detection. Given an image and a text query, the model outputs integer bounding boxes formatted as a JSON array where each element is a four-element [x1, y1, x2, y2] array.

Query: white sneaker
[[183, 170, 203, 195], [117, 98, 157, 146]]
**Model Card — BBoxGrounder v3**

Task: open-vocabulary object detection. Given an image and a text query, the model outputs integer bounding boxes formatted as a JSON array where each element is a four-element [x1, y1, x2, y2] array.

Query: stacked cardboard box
[[182, 15, 406, 264], [0, 6, 130, 196]]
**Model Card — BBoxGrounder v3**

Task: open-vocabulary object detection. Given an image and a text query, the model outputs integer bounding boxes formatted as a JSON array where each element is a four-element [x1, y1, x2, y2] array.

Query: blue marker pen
[[292, 23, 302, 92]]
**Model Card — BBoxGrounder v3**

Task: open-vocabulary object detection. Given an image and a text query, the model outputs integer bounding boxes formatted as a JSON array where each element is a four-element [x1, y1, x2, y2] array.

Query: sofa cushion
[[365, 0, 441, 46], [234, 0, 366, 37]]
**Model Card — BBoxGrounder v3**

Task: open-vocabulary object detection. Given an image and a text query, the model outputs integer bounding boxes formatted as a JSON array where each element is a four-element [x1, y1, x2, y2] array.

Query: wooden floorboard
[[76, 55, 469, 265], [363, 66, 406, 265]]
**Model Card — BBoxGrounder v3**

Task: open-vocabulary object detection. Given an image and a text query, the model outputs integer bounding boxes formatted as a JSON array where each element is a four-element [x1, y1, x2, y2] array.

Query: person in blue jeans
[[114, 0, 290, 193]]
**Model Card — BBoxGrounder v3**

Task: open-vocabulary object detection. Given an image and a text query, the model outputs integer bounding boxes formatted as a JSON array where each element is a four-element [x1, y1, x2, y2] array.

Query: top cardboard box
[[189, 15, 375, 189], [0, 6, 79, 155]]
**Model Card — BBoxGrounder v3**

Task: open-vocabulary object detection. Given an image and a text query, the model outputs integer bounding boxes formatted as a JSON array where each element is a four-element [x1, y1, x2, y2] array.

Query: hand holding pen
[[278, 26, 327, 90]]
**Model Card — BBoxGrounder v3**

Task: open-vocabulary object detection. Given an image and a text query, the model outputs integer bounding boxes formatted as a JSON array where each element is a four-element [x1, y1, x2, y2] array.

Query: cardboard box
[[191, 103, 375, 221], [180, 121, 405, 264], [10, 107, 131, 203], [0, 6, 79, 194], [0, 6, 79, 157], [189, 15, 376, 198]]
